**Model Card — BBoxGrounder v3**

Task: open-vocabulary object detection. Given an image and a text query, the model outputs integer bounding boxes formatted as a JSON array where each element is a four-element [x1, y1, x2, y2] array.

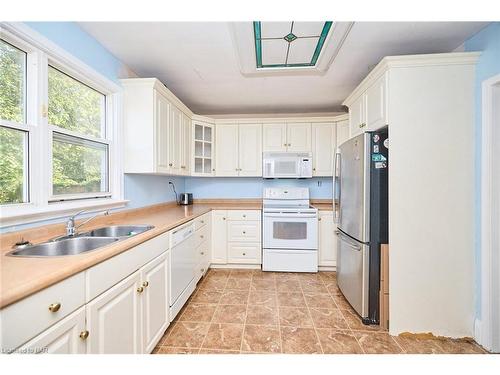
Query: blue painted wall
[[124, 175, 185, 209], [463, 22, 500, 318], [185, 177, 332, 199]]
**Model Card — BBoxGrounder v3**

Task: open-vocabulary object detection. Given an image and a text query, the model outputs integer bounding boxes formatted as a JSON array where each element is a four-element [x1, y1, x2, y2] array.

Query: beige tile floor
[[153, 269, 487, 354]]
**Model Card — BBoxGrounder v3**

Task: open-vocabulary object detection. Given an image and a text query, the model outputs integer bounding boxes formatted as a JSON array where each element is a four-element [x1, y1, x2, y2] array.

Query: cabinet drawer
[[227, 221, 261, 242], [1, 272, 85, 351], [194, 225, 209, 249], [227, 210, 261, 221], [196, 240, 210, 265], [228, 243, 262, 264], [86, 231, 169, 302], [194, 213, 209, 231]]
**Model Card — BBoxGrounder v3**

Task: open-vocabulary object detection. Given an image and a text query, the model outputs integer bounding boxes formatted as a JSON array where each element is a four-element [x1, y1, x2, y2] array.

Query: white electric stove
[[262, 188, 319, 272]]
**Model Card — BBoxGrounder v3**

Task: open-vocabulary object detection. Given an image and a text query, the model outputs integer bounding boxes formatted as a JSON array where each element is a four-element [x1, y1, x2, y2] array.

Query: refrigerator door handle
[[335, 230, 361, 251], [333, 152, 341, 223]]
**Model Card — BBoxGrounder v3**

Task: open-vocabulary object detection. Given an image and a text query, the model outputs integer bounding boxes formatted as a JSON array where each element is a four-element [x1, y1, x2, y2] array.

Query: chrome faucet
[[66, 209, 109, 236]]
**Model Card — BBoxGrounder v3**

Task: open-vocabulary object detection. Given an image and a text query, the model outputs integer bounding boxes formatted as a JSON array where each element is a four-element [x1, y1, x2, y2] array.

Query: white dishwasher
[[169, 223, 196, 321]]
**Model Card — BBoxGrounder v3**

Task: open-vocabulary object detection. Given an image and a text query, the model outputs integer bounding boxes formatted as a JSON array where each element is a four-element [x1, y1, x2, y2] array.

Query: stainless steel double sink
[[8, 225, 154, 258]]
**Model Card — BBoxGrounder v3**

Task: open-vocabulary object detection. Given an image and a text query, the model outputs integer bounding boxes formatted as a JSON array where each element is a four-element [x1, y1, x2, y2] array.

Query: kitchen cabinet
[[349, 94, 367, 138], [211, 210, 228, 264], [346, 73, 388, 138], [262, 123, 287, 152], [193, 121, 215, 176], [263, 123, 311, 152], [211, 210, 262, 266], [87, 271, 142, 354], [18, 307, 87, 354], [194, 212, 211, 282], [122, 78, 192, 175], [215, 123, 262, 177], [287, 122, 312, 152], [215, 124, 239, 176], [141, 254, 169, 354], [365, 73, 388, 131], [336, 119, 350, 148], [312, 123, 336, 176], [318, 211, 336, 268]]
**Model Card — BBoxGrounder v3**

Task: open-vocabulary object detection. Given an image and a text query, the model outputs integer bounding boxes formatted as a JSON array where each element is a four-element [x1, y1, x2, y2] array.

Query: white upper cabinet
[[345, 72, 388, 138], [122, 79, 193, 176], [215, 123, 262, 177], [238, 124, 262, 176], [193, 121, 215, 176], [287, 122, 312, 152], [336, 119, 350, 148], [365, 73, 388, 131], [262, 123, 287, 152], [215, 124, 239, 176], [349, 94, 367, 138], [312, 123, 336, 176]]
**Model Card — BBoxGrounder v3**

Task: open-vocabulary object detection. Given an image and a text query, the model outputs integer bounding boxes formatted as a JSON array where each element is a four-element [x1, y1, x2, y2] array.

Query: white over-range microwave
[[262, 152, 313, 178]]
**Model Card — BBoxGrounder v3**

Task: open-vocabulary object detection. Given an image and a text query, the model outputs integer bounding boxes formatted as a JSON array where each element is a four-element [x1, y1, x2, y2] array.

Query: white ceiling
[[78, 22, 489, 115]]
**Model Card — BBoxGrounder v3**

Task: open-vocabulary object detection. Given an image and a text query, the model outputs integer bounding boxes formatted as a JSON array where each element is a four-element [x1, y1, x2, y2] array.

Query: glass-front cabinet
[[192, 121, 215, 176]]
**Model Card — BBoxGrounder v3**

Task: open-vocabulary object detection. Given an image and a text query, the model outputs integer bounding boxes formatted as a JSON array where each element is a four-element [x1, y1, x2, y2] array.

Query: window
[[0, 24, 124, 227], [48, 66, 110, 200], [0, 38, 29, 205]]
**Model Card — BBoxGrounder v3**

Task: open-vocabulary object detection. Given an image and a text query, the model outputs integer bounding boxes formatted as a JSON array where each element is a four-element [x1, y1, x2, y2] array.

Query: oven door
[[263, 212, 318, 249]]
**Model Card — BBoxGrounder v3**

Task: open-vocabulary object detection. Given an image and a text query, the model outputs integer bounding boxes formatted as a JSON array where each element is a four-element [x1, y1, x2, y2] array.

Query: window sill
[[0, 199, 129, 229]]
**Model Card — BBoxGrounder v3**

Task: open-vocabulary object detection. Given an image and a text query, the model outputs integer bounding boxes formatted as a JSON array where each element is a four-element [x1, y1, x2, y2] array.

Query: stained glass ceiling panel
[[253, 21, 333, 69]]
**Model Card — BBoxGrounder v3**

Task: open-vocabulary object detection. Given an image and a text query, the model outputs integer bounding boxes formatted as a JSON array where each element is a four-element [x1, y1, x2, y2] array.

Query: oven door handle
[[263, 213, 318, 218]]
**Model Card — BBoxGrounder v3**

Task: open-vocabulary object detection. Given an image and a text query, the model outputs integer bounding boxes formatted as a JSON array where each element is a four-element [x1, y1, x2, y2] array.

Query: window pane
[[0, 39, 26, 123], [48, 66, 105, 138], [0, 126, 27, 204], [52, 133, 108, 196]]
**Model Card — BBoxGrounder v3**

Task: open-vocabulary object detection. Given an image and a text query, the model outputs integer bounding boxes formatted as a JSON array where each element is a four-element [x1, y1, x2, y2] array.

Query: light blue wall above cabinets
[[25, 22, 126, 83], [463, 22, 500, 319], [185, 177, 333, 200]]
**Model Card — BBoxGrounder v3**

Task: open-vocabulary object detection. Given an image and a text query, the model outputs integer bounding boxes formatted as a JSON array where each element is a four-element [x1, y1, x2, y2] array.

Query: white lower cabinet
[[86, 271, 142, 354], [318, 211, 337, 268], [19, 307, 87, 354], [141, 254, 169, 353], [211, 210, 262, 266]]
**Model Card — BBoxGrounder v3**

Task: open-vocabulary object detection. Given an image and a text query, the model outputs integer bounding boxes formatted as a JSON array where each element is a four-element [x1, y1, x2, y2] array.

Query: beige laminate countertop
[[0, 201, 262, 309]]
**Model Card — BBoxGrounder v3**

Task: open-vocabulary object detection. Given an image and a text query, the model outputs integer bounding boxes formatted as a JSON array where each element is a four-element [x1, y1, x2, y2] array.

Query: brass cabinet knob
[[212, 168, 215, 171], [142, 281, 149, 287], [79, 330, 89, 340], [223, 217, 226, 220], [243, 214, 246, 218], [242, 231, 246, 234], [201, 268, 205, 273], [288, 143, 292, 146], [313, 168, 316, 171], [201, 220, 204, 224], [169, 163, 173, 166], [283, 143, 287, 146], [200, 235, 204, 239], [318, 217, 322, 221], [137, 286, 144, 293], [201, 251, 205, 255], [242, 253, 246, 256], [48, 303, 61, 313]]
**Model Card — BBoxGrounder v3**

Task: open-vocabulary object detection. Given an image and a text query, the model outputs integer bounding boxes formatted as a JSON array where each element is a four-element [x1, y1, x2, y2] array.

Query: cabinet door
[[366, 74, 388, 131], [211, 210, 228, 264], [87, 271, 142, 354], [336, 119, 350, 148], [215, 124, 239, 176], [349, 94, 366, 138], [18, 307, 87, 354], [239, 123, 262, 176], [287, 123, 312, 152], [318, 212, 336, 267], [169, 106, 182, 174], [141, 254, 169, 353], [181, 114, 191, 174], [155, 92, 171, 173], [312, 123, 335, 176], [262, 123, 287, 152]]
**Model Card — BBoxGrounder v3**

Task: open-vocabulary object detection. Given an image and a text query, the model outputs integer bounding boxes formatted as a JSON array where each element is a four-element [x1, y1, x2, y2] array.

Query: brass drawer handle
[[48, 303, 61, 313], [80, 330, 89, 340], [137, 286, 144, 293], [142, 281, 149, 287]]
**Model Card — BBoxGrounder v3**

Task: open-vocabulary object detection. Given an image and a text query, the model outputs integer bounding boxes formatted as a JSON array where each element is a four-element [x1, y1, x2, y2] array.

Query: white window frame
[[0, 23, 126, 228]]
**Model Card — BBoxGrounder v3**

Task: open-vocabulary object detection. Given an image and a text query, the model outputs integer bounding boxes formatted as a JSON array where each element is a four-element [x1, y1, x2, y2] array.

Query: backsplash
[[184, 177, 333, 199]]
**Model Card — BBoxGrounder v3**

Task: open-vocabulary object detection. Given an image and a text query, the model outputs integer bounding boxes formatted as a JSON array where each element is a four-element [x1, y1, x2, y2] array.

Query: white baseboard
[[209, 264, 261, 270], [319, 266, 336, 271]]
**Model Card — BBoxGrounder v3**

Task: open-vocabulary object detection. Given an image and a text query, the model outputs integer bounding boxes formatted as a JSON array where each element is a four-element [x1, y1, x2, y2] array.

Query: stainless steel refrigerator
[[334, 128, 388, 325]]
